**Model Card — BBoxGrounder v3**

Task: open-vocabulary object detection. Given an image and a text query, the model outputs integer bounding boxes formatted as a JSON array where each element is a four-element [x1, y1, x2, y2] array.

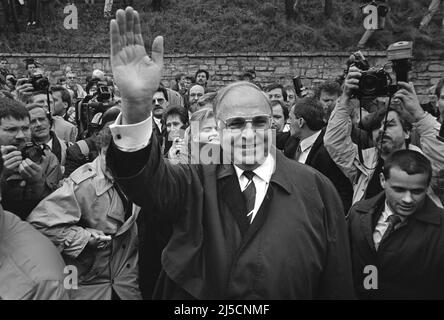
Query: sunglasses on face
[[219, 114, 271, 130]]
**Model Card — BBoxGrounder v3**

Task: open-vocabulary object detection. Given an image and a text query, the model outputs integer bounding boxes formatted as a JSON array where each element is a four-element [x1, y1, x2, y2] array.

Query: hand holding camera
[[15, 78, 34, 104], [1, 145, 22, 176], [18, 157, 44, 183], [1, 144, 44, 182], [393, 82, 426, 122]]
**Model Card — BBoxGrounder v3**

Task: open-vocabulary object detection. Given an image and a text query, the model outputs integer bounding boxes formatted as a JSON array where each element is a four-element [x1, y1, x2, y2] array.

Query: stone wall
[[2, 51, 444, 102]]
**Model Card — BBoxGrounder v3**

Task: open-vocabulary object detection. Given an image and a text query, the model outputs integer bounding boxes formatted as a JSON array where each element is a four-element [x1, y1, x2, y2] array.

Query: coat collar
[[215, 146, 292, 195], [305, 128, 325, 164], [355, 192, 442, 225]]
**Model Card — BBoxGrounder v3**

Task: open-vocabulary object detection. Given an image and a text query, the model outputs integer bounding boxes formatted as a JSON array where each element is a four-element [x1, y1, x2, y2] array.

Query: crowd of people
[[1, 6, 444, 300]]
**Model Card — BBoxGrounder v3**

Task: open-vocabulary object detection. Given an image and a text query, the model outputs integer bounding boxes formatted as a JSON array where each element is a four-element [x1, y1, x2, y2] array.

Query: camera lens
[[359, 74, 378, 96]]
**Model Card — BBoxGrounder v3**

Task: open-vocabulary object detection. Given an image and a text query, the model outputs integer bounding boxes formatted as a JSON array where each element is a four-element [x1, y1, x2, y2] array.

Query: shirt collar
[[300, 130, 322, 153], [233, 153, 275, 184], [383, 201, 406, 223], [46, 138, 53, 150]]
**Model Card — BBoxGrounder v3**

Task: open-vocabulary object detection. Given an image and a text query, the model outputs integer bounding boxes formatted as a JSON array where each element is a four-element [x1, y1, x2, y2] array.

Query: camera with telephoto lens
[[26, 74, 50, 92], [348, 42, 413, 99], [18, 142, 44, 163]]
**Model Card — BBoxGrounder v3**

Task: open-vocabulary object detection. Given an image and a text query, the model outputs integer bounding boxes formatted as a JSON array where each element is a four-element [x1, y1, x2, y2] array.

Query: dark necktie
[[380, 214, 402, 244], [242, 170, 256, 224]]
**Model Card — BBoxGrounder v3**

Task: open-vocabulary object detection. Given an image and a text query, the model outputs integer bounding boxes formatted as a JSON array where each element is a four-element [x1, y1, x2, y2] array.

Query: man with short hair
[[172, 73, 187, 96], [0, 58, 10, 78], [271, 100, 288, 133], [27, 104, 69, 172], [324, 66, 444, 206], [0, 97, 62, 219], [265, 83, 287, 103], [105, 8, 354, 299], [316, 80, 341, 123], [64, 72, 86, 100], [188, 84, 205, 114], [28, 90, 78, 143], [286, 97, 353, 212], [348, 149, 444, 299], [195, 69, 209, 88]]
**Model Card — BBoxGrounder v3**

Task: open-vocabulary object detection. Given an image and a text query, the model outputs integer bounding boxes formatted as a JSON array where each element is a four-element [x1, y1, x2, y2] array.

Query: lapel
[[283, 134, 300, 159], [50, 131, 62, 164], [217, 164, 250, 236], [356, 192, 386, 252], [305, 129, 325, 165]]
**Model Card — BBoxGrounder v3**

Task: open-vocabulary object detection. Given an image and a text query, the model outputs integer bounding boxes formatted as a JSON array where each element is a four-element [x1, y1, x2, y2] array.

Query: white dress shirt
[[45, 138, 53, 150], [233, 154, 275, 223], [373, 202, 406, 250], [110, 113, 276, 223], [153, 116, 163, 133], [297, 130, 322, 164]]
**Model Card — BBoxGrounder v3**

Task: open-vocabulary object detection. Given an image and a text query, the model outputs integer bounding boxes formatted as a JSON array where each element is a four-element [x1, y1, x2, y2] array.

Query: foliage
[[0, 0, 442, 53]]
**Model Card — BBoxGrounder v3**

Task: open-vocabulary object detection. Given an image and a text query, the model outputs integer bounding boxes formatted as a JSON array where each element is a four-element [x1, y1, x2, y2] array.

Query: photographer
[[76, 79, 118, 140], [324, 65, 444, 207], [0, 97, 62, 220]]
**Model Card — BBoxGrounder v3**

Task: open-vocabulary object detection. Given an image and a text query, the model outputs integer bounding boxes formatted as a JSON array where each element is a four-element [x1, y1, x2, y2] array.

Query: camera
[[350, 42, 413, 99], [18, 142, 44, 163], [26, 74, 49, 92], [96, 81, 112, 102]]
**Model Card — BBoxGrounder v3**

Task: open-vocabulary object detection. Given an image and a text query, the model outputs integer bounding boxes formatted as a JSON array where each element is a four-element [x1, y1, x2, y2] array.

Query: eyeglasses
[[219, 114, 271, 130]]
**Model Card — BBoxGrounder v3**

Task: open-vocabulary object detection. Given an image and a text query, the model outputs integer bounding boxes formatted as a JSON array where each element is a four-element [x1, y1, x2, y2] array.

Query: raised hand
[[110, 7, 164, 124], [393, 82, 425, 122]]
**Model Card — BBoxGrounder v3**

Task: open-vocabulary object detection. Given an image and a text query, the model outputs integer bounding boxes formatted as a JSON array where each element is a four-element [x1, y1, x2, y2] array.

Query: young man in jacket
[[348, 149, 444, 299]]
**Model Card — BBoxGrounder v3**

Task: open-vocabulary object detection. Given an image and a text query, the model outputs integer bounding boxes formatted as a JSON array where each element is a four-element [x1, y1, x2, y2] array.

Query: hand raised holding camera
[[110, 7, 164, 124], [15, 79, 34, 104], [393, 82, 425, 122], [342, 66, 362, 100], [1, 145, 22, 176]]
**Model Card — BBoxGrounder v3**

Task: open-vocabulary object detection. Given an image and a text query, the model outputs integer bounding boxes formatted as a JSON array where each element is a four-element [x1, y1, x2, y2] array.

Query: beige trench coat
[[27, 155, 142, 300]]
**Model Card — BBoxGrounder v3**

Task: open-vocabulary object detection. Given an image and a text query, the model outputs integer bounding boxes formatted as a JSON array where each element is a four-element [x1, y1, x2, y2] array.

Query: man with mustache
[[324, 66, 444, 206]]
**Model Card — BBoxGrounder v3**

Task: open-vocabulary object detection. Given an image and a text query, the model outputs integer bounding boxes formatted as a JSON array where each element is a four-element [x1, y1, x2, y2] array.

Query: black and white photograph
[[1, 0, 444, 308]]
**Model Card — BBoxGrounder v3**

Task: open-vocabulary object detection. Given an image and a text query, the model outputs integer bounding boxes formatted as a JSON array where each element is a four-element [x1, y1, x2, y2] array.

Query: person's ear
[[379, 172, 386, 189], [299, 118, 305, 128]]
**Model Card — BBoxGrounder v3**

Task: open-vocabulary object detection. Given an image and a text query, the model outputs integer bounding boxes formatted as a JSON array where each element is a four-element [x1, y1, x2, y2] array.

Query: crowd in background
[[1, 41, 444, 299]]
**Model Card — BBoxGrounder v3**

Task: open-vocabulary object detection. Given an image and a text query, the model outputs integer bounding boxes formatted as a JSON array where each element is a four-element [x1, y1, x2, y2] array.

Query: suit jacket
[[108, 133, 355, 299], [348, 192, 444, 299], [283, 129, 353, 213], [52, 116, 77, 143]]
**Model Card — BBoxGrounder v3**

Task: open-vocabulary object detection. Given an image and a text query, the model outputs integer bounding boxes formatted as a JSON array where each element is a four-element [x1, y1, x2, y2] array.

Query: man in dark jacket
[[106, 7, 354, 300], [286, 97, 353, 213], [348, 149, 444, 299]]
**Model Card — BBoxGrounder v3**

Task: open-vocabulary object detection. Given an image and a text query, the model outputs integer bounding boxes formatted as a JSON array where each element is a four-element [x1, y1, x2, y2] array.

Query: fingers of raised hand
[[125, 7, 135, 45], [151, 36, 164, 68]]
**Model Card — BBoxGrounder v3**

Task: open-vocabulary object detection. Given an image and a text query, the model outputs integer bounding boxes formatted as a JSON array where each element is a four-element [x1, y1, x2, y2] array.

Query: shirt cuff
[[109, 113, 152, 152]]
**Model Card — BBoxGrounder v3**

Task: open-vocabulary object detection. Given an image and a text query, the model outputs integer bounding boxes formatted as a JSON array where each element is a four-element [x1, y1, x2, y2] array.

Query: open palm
[[110, 7, 164, 123]]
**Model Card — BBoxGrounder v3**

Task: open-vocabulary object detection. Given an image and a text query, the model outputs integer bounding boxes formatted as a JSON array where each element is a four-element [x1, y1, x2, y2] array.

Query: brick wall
[[2, 51, 443, 102]]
